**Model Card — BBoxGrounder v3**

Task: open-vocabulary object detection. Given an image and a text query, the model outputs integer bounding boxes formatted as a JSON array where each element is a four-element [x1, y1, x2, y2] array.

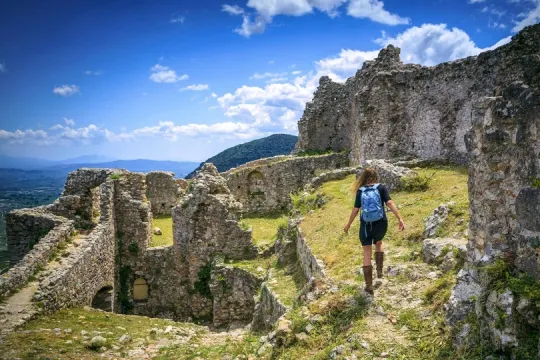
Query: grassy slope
[[0, 166, 472, 360], [301, 167, 469, 282]]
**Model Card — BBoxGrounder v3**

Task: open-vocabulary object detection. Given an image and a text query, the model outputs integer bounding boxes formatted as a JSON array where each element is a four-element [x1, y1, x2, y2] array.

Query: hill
[[186, 134, 298, 178]]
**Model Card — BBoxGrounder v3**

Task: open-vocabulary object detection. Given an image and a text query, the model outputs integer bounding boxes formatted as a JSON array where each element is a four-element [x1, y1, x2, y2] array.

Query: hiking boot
[[363, 265, 374, 295], [375, 252, 384, 279]]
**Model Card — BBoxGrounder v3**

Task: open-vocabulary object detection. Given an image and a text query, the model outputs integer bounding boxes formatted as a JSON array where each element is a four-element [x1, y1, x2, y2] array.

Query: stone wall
[[296, 226, 326, 280], [251, 283, 288, 332], [296, 24, 540, 166], [210, 265, 263, 328], [225, 153, 349, 214], [447, 82, 540, 354], [6, 210, 66, 267], [362, 160, 417, 191], [36, 180, 117, 312], [146, 171, 182, 215], [0, 219, 74, 299]]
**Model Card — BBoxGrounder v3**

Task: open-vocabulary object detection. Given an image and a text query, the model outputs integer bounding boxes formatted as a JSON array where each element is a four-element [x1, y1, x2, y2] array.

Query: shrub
[[401, 173, 435, 192], [109, 173, 122, 180], [194, 263, 213, 299]]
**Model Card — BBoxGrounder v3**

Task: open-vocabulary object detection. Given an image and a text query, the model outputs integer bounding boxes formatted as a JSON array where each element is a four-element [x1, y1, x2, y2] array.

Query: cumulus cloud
[[149, 64, 189, 83], [53, 85, 80, 96], [181, 84, 210, 91], [64, 118, 75, 127], [347, 0, 410, 25], [228, 0, 407, 37], [513, 0, 540, 32]]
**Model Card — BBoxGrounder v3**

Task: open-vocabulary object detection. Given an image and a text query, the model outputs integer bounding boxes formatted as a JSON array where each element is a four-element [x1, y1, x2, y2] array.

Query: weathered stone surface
[[362, 159, 417, 191], [225, 153, 348, 214], [484, 289, 517, 349], [306, 166, 362, 190], [145, 171, 182, 216], [296, 226, 326, 280], [251, 284, 288, 332], [424, 202, 455, 238], [210, 265, 263, 328], [296, 24, 540, 166], [422, 238, 466, 264], [446, 268, 482, 325]]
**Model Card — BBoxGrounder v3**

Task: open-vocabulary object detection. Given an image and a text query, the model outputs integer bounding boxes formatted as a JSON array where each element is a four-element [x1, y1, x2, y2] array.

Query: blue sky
[[0, 0, 538, 162]]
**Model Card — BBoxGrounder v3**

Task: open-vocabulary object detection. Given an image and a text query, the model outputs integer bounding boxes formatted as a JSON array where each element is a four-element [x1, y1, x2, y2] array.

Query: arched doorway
[[91, 286, 113, 312]]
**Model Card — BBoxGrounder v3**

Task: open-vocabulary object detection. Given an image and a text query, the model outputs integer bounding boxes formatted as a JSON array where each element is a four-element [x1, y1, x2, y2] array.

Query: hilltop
[[186, 134, 298, 178]]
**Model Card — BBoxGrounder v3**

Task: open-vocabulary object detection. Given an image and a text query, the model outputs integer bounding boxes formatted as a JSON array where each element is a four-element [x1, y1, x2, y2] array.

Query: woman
[[344, 168, 405, 295]]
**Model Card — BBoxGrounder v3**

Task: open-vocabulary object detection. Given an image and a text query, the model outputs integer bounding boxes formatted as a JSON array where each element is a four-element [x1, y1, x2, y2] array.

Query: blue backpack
[[360, 184, 384, 223]]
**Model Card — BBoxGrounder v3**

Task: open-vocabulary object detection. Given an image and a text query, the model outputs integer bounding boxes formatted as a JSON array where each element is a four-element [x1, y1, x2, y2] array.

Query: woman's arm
[[386, 200, 406, 230], [344, 207, 360, 233]]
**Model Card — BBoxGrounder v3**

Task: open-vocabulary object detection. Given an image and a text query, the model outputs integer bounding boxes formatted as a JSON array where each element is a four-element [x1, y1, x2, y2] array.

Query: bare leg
[[375, 241, 383, 252]]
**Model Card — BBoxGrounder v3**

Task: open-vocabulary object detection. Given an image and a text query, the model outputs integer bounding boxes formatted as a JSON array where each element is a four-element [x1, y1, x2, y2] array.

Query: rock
[[118, 334, 131, 344], [454, 323, 472, 349], [90, 336, 107, 348], [257, 342, 273, 356], [81, 330, 88, 336], [295, 332, 309, 342], [164, 325, 173, 334], [329, 345, 345, 359], [305, 323, 314, 334], [424, 202, 454, 238], [446, 268, 482, 325], [153, 227, 162, 235], [422, 238, 466, 264]]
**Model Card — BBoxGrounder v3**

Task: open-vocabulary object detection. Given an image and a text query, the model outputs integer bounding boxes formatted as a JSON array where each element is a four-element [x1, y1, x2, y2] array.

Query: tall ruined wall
[[36, 179, 117, 312], [225, 153, 348, 214], [447, 82, 540, 355], [145, 171, 182, 216], [296, 24, 540, 165]]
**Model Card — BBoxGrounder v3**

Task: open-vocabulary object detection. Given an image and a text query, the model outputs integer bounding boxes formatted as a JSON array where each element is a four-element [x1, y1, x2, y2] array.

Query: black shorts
[[359, 219, 388, 246]]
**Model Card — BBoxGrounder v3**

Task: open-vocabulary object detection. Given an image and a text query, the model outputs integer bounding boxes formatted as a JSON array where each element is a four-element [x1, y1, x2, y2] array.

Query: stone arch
[[247, 170, 265, 195], [91, 285, 113, 312], [133, 278, 149, 301]]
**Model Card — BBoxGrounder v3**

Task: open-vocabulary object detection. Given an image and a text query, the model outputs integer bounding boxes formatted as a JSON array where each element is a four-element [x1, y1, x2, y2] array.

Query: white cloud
[[211, 92, 218, 98], [291, 70, 302, 75], [513, 0, 540, 32], [84, 70, 102, 76], [149, 64, 189, 83], [347, 0, 410, 25], [268, 60, 275, 64], [222, 4, 245, 15], [316, 48, 378, 80], [0, 63, 6, 73], [468, 0, 485, 3], [64, 118, 75, 127], [267, 77, 289, 83], [53, 85, 80, 97], [229, 0, 407, 37], [250, 72, 288, 80], [181, 84, 210, 91], [170, 16, 185, 23]]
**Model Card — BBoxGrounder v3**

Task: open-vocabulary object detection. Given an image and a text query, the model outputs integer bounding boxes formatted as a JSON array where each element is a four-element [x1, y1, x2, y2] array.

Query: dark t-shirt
[[354, 184, 391, 221]]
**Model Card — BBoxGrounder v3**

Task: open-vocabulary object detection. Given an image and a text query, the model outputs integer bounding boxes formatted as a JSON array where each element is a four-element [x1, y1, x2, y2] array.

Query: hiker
[[343, 168, 405, 295]]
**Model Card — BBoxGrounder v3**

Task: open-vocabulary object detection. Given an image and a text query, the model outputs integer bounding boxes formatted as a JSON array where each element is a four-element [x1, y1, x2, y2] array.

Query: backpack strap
[[359, 186, 366, 191], [373, 183, 380, 189]]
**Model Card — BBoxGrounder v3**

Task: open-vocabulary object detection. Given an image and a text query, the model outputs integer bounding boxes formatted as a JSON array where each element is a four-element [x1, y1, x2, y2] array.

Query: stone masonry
[[145, 171, 183, 216], [447, 82, 540, 354], [296, 24, 540, 166], [225, 152, 348, 214]]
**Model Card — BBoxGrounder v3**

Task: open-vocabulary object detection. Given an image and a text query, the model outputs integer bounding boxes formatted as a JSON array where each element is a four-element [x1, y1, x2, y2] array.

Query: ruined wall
[[0, 219, 74, 299], [36, 180, 117, 312], [296, 227, 326, 280], [6, 210, 66, 266], [145, 171, 182, 215], [251, 284, 288, 332], [210, 265, 263, 328], [173, 164, 258, 319], [447, 82, 540, 354], [225, 153, 348, 214], [296, 24, 540, 166]]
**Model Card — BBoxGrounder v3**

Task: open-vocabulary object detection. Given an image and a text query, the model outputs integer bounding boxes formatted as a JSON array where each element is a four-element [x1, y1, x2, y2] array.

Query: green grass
[[150, 215, 174, 247], [240, 213, 288, 249], [0, 307, 203, 360], [299, 166, 469, 282]]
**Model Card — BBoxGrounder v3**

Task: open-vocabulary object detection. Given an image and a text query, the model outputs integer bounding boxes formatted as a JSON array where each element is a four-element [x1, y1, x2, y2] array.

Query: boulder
[[422, 238, 466, 264], [153, 227, 162, 235], [424, 202, 455, 238]]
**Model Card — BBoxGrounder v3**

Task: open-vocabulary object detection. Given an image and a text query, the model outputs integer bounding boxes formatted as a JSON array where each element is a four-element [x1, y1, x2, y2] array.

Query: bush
[[401, 173, 435, 192]]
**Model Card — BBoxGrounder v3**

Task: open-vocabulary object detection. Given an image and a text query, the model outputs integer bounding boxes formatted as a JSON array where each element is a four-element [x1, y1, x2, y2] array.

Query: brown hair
[[353, 168, 379, 192]]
